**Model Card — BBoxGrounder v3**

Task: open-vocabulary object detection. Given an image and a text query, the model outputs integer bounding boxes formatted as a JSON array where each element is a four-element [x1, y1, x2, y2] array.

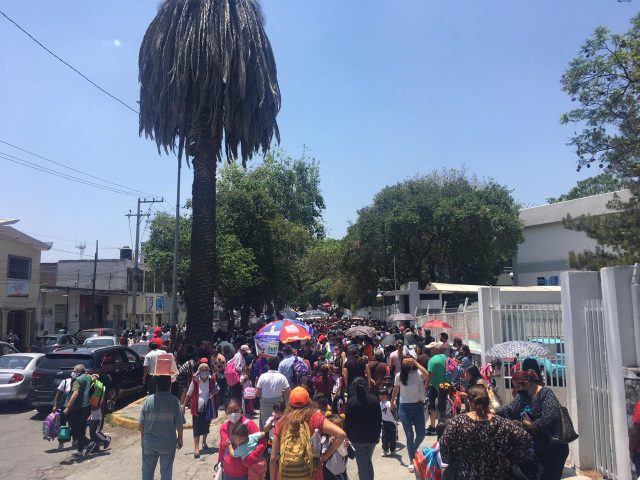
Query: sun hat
[[289, 387, 311, 408]]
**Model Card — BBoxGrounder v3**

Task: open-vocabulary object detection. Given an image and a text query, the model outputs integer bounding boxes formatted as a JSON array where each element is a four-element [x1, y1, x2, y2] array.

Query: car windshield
[[0, 355, 32, 369], [80, 331, 99, 338], [84, 338, 113, 346], [39, 354, 94, 370], [36, 336, 59, 346]]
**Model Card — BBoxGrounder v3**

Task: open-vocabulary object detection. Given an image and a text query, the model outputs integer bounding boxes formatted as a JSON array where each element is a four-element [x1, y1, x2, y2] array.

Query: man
[[255, 356, 291, 428], [211, 345, 227, 407], [452, 337, 463, 360], [63, 364, 92, 457], [387, 341, 404, 379], [143, 342, 165, 395], [425, 343, 447, 436], [423, 329, 435, 345], [139, 375, 185, 480], [149, 327, 165, 349], [6, 330, 20, 349], [317, 334, 332, 361], [439, 332, 452, 356], [229, 344, 250, 401], [278, 344, 303, 388]]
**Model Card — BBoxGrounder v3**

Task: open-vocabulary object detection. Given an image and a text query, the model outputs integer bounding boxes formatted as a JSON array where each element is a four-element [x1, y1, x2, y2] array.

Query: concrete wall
[[57, 259, 135, 291]]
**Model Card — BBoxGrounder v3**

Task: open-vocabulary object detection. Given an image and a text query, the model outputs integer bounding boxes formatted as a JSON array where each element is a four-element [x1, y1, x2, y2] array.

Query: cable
[[0, 150, 138, 197], [0, 139, 156, 197], [0, 9, 139, 115]]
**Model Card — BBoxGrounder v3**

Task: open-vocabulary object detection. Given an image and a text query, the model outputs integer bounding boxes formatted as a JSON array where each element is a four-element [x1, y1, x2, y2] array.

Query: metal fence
[[585, 299, 618, 480], [416, 308, 481, 351], [498, 304, 566, 403], [354, 304, 399, 321]]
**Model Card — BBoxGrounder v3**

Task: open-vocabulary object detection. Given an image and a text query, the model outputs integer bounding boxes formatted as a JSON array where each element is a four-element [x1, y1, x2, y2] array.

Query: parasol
[[255, 319, 313, 344], [345, 325, 376, 338], [422, 319, 452, 329], [486, 340, 550, 359]]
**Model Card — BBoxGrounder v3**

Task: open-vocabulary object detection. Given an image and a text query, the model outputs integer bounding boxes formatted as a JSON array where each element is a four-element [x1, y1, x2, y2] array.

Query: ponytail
[[467, 385, 490, 418]]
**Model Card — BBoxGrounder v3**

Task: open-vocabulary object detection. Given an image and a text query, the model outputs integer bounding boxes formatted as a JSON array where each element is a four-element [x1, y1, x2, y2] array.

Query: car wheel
[[105, 388, 118, 413]]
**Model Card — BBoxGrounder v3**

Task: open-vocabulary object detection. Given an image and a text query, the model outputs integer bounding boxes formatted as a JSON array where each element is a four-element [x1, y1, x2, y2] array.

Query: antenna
[[75, 242, 86, 260]]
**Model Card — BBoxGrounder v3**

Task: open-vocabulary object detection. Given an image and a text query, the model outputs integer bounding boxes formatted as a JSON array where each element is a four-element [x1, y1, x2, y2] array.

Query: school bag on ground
[[278, 421, 316, 479], [225, 358, 240, 386], [43, 410, 61, 441]]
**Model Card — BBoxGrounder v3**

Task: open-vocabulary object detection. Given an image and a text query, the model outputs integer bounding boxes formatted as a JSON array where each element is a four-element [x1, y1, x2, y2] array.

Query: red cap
[[199, 357, 209, 364], [154, 327, 162, 335], [318, 335, 327, 343]]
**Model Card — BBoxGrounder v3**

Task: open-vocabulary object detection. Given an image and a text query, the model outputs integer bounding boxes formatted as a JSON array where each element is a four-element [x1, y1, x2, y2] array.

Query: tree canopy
[[547, 173, 624, 203], [341, 170, 523, 307]]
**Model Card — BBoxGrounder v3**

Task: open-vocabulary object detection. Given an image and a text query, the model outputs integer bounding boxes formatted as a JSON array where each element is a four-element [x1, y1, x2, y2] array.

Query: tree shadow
[[0, 401, 34, 415]]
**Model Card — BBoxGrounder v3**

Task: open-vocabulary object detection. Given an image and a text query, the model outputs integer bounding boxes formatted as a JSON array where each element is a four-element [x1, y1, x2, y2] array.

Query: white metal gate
[[499, 304, 566, 403], [585, 299, 618, 480]]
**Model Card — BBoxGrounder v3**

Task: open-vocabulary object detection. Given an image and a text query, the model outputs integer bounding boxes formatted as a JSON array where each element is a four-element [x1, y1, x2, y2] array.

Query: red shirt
[[150, 336, 165, 349], [633, 400, 640, 453], [218, 417, 260, 477]]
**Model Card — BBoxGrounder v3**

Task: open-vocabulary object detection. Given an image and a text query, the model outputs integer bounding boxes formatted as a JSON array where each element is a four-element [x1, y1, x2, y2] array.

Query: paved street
[[0, 399, 589, 480]]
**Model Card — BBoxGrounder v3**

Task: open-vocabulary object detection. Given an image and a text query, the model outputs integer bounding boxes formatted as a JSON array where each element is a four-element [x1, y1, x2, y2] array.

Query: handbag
[[58, 425, 71, 442], [549, 406, 578, 444], [213, 462, 223, 480], [243, 387, 257, 399]]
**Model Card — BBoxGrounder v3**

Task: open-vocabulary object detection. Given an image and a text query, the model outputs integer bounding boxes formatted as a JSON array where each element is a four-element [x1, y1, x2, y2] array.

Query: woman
[[367, 350, 389, 393], [218, 398, 264, 480], [342, 345, 371, 394], [269, 387, 346, 480], [440, 385, 531, 479], [312, 363, 335, 397], [497, 370, 568, 480], [390, 355, 428, 473], [458, 345, 473, 371], [182, 360, 219, 458], [344, 377, 382, 480]]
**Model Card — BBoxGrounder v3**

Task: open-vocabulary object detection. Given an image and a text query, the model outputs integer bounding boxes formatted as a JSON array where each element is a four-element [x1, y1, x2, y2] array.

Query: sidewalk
[[110, 396, 197, 430]]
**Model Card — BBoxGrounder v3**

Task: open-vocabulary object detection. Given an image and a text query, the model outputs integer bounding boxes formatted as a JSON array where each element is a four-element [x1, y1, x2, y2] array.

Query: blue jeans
[[398, 402, 425, 464], [142, 445, 176, 480], [351, 442, 376, 480]]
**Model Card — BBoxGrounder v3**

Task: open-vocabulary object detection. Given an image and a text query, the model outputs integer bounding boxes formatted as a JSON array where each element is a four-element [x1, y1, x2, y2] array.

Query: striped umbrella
[[255, 319, 313, 344]]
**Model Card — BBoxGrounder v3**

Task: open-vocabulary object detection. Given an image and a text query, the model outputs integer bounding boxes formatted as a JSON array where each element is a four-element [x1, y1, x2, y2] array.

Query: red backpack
[[224, 358, 240, 386]]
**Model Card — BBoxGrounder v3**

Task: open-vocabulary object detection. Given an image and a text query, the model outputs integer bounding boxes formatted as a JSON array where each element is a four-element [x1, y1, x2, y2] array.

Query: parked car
[[83, 336, 120, 347], [76, 328, 117, 344], [528, 337, 566, 387], [0, 353, 45, 402], [0, 341, 19, 356], [128, 341, 150, 358], [28, 345, 144, 414], [30, 334, 80, 353]]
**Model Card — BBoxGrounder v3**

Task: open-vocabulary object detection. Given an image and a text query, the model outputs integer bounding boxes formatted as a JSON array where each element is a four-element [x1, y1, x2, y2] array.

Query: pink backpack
[[225, 358, 240, 386], [480, 363, 492, 383]]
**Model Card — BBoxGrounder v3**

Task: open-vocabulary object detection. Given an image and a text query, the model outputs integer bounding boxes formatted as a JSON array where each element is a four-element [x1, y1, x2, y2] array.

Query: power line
[[0, 150, 139, 197], [0, 9, 139, 115], [0, 139, 156, 197]]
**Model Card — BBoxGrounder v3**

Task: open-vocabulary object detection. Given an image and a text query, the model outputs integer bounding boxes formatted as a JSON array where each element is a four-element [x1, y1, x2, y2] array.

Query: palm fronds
[[139, 0, 281, 165]]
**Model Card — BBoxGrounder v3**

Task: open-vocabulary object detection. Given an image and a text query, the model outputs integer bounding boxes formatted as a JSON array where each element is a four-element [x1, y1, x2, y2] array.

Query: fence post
[[601, 266, 634, 478], [478, 287, 501, 367], [560, 271, 600, 470]]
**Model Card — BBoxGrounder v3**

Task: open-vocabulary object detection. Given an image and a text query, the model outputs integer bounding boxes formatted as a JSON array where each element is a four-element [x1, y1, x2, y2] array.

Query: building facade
[[0, 219, 51, 347]]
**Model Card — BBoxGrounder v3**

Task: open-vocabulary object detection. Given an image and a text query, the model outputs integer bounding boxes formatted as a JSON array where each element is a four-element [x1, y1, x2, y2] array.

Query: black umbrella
[[346, 326, 376, 338]]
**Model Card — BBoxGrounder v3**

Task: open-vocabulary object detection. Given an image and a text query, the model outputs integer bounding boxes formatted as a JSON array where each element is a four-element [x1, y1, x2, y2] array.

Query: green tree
[[559, 14, 640, 269], [547, 173, 624, 203], [138, 0, 281, 342], [342, 170, 523, 307]]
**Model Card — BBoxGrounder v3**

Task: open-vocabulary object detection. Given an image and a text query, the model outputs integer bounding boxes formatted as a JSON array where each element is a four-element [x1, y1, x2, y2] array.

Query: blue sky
[[0, 1, 636, 262]]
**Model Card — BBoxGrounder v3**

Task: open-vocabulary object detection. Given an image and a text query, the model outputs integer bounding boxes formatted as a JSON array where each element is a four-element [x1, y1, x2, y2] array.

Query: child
[[85, 376, 111, 455], [241, 370, 256, 416], [228, 420, 270, 480], [265, 402, 284, 442], [314, 392, 331, 417], [378, 389, 396, 456], [322, 414, 354, 480]]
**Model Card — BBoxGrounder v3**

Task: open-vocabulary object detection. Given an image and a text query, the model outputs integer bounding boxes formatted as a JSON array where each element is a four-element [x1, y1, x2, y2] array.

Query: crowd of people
[[135, 313, 571, 480]]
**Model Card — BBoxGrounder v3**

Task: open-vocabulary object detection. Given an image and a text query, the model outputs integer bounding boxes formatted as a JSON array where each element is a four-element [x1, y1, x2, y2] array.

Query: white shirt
[[394, 370, 426, 404], [187, 377, 210, 412], [143, 349, 165, 374], [232, 351, 246, 373], [380, 400, 395, 423], [321, 436, 348, 475], [57, 378, 72, 407], [256, 370, 290, 399]]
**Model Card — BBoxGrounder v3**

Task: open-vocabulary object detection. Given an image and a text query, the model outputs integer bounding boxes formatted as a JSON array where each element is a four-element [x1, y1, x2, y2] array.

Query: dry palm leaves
[[139, 0, 281, 165]]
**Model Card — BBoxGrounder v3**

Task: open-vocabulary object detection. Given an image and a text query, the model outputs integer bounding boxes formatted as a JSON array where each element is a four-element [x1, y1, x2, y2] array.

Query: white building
[[0, 219, 51, 346], [511, 189, 632, 286]]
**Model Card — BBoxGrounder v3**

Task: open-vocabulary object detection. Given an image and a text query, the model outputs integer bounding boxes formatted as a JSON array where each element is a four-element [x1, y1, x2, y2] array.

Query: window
[[124, 349, 138, 363], [8, 256, 31, 280]]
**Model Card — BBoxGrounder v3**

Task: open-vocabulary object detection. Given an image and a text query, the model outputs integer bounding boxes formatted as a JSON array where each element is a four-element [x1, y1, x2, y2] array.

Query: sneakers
[[408, 465, 415, 473], [103, 436, 112, 450], [72, 451, 84, 458], [426, 426, 437, 436], [381, 449, 389, 457], [84, 441, 98, 456]]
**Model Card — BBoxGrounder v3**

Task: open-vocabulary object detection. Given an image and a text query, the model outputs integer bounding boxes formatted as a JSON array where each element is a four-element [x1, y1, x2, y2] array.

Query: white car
[[83, 336, 120, 347]]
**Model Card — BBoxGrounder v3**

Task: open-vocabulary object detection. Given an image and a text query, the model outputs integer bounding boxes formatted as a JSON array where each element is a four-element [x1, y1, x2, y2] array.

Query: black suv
[[28, 345, 144, 414]]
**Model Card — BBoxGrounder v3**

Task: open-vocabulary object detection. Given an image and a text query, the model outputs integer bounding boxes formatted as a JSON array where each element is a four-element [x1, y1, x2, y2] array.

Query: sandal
[[202, 443, 209, 450], [194, 452, 200, 459]]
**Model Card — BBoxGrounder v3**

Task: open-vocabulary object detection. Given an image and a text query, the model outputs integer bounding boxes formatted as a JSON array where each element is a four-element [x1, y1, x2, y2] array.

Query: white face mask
[[199, 371, 209, 380], [228, 412, 241, 423], [70, 372, 78, 379]]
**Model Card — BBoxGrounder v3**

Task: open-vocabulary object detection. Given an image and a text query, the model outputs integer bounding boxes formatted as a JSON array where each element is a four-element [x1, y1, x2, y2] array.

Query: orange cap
[[289, 387, 310, 408]]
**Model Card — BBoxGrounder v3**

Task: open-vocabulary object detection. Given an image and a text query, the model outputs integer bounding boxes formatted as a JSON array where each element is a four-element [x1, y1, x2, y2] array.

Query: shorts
[[427, 385, 438, 411]]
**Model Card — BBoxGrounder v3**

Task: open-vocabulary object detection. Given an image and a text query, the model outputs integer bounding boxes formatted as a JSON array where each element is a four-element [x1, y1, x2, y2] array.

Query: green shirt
[[427, 354, 447, 388], [69, 374, 92, 411]]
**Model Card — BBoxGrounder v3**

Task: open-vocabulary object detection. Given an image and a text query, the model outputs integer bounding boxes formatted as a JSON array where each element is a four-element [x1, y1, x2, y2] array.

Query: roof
[[0, 224, 51, 251], [520, 189, 632, 227], [383, 282, 561, 295]]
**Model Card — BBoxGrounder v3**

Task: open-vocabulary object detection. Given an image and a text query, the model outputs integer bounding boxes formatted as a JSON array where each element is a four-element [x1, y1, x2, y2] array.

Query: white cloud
[[112, 39, 122, 47]]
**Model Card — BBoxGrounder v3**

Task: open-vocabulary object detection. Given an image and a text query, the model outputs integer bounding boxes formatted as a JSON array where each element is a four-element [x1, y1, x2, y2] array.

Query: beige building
[[0, 219, 51, 347]]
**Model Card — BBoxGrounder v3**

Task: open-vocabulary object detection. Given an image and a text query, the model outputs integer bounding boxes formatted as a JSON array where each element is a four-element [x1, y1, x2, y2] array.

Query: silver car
[[0, 353, 45, 401], [83, 336, 120, 347]]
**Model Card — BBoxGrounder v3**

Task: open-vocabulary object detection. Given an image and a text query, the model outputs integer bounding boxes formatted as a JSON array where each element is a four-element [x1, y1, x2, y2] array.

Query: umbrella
[[216, 341, 235, 354], [486, 340, 550, 359], [298, 309, 329, 319], [255, 319, 313, 344], [345, 326, 376, 338], [387, 313, 417, 322], [422, 319, 452, 329]]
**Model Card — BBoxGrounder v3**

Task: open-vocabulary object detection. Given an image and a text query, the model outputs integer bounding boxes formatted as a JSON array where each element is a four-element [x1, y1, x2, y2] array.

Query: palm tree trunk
[[186, 139, 217, 343]]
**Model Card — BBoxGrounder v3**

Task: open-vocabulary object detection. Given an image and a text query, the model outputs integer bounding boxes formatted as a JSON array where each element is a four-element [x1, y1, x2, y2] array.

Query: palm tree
[[139, 0, 280, 343]]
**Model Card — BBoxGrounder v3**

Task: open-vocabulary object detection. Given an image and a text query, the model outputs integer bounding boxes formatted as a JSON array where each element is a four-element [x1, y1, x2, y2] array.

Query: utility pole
[[126, 197, 163, 328], [91, 240, 98, 325]]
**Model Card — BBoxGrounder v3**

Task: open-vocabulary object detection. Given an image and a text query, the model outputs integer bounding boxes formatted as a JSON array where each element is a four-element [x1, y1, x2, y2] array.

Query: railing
[[416, 308, 481, 352]]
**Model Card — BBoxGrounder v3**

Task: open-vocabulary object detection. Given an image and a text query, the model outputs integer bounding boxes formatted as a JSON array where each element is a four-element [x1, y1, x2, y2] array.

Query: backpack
[[480, 363, 492, 383], [225, 358, 240, 387], [43, 410, 61, 441], [292, 357, 309, 387], [278, 421, 315, 479], [89, 378, 105, 409], [413, 442, 443, 480], [445, 357, 462, 383]]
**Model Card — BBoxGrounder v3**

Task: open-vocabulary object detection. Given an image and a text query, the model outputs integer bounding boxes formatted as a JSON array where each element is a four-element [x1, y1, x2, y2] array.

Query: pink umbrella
[[422, 319, 452, 329]]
